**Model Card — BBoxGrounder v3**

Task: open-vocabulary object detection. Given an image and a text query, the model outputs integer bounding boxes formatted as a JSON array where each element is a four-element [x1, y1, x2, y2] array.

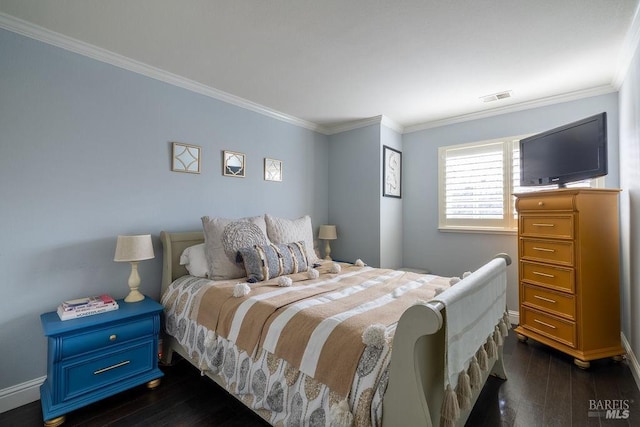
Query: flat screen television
[[519, 112, 607, 188]]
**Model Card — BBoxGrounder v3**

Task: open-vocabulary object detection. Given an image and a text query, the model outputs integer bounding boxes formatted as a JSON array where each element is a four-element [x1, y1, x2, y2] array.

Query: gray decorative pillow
[[265, 214, 318, 263], [202, 216, 269, 280], [238, 241, 309, 282]]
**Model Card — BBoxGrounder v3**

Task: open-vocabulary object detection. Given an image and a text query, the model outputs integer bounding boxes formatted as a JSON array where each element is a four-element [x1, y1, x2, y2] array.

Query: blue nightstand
[[40, 297, 164, 426]]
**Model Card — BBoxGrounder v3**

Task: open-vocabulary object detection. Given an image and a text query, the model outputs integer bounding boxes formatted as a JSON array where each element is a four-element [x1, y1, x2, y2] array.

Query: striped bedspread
[[163, 262, 450, 425]]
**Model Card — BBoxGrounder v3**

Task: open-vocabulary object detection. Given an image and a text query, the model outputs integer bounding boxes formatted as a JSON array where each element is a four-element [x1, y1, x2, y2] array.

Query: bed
[[159, 220, 511, 427]]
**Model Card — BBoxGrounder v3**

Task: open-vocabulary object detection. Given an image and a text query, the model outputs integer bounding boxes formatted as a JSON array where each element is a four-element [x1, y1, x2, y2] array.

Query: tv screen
[[520, 112, 607, 187]]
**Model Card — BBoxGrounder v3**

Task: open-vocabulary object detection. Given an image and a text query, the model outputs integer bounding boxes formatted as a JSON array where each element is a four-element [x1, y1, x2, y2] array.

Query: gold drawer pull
[[538, 201, 544, 207], [533, 271, 555, 278], [94, 360, 130, 375], [109, 335, 117, 341], [534, 295, 557, 304], [532, 223, 555, 227], [533, 319, 557, 329], [533, 247, 555, 253]]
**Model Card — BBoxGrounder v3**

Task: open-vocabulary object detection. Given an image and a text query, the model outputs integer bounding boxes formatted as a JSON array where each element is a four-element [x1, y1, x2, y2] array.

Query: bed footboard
[[383, 254, 511, 427]]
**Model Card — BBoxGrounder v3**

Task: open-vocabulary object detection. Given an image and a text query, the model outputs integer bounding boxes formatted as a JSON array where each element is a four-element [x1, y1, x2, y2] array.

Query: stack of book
[[57, 294, 119, 321]]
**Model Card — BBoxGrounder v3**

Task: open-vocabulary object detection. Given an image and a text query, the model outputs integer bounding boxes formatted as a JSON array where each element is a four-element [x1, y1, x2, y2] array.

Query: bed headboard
[[160, 230, 204, 295]]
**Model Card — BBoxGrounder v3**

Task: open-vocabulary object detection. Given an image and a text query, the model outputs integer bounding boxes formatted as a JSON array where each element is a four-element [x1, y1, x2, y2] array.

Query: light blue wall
[[402, 93, 620, 312], [380, 124, 403, 268], [327, 124, 381, 265], [618, 37, 640, 370], [0, 29, 329, 389]]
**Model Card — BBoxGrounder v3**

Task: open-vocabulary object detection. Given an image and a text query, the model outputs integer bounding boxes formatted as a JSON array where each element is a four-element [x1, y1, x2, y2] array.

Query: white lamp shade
[[318, 225, 337, 240], [114, 235, 155, 262]]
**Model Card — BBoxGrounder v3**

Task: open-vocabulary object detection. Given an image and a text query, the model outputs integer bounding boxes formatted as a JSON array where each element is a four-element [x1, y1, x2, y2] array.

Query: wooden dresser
[[514, 188, 623, 368]]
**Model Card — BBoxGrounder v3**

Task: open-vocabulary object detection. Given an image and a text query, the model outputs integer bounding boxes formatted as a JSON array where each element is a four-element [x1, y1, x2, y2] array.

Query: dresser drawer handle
[[533, 271, 555, 278], [532, 223, 555, 227], [109, 334, 117, 341], [94, 360, 130, 375], [538, 201, 544, 207], [534, 295, 557, 304], [533, 247, 555, 253], [533, 319, 557, 329]]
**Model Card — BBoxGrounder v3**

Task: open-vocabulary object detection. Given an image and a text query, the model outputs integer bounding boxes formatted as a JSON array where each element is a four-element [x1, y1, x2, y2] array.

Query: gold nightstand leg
[[44, 415, 65, 427], [146, 378, 161, 389]]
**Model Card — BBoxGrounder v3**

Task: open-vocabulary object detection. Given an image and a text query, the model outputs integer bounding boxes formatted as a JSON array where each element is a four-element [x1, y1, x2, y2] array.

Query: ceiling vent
[[480, 90, 513, 103]]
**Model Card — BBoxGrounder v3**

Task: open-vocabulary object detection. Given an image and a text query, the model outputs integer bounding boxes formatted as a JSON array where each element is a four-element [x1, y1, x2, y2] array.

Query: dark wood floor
[[2, 331, 638, 426]]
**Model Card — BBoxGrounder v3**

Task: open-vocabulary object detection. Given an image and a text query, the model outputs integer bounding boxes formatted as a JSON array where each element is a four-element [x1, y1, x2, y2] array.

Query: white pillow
[[179, 243, 209, 278], [265, 214, 318, 263]]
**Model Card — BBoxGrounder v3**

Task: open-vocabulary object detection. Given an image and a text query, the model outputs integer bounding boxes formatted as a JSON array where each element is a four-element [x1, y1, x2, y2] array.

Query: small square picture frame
[[264, 158, 283, 182], [223, 150, 246, 177], [383, 145, 402, 198], [171, 142, 201, 174]]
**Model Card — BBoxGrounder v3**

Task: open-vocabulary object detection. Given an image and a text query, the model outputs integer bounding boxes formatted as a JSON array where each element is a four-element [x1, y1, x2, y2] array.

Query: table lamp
[[114, 234, 155, 302], [318, 225, 337, 260]]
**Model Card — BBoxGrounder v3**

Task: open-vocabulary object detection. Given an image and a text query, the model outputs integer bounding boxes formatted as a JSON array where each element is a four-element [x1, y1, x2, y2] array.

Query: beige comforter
[[163, 262, 450, 425]]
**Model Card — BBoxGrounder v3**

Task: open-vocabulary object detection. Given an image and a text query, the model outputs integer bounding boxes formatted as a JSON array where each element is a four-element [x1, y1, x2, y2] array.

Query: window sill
[[438, 226, 518, 236]]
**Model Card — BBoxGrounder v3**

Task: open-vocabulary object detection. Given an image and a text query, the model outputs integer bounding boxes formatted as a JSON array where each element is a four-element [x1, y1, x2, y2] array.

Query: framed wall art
[[171, 142, 201, 174], [264, 158, 283, 182], [383, 145, 402, 198], [223, 150, 246, 177]]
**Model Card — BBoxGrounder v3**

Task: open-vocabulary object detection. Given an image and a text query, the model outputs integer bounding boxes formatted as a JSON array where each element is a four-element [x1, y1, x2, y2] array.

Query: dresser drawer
[[522, 284, 575, 320], [520, 261, 575, 293], [61, 317, 155, 358], [516, 194, 575, 212], [519, 215, 574, 239], [63, 340, 155, 400], [520, 238, 574, 266], [521, 307, 576, 348]]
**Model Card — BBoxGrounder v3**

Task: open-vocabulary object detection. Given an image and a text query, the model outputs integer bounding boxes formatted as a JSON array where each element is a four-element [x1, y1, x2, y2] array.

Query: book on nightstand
[[57, 294, 119, 320]]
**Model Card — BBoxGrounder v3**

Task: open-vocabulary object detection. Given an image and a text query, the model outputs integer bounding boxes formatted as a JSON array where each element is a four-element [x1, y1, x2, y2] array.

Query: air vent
[[480, 90, 513, 103]]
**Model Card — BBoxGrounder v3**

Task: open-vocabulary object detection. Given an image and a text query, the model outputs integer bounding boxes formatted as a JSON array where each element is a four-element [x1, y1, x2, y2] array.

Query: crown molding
[[0, 12, 326, 134], [324, 115, 404, 135], [612, 0, 640, 88], [403, 84, 617, 134]]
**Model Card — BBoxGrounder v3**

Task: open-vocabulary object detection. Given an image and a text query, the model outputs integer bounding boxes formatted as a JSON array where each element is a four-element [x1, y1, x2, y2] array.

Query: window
[[438, 137, 602, 233]]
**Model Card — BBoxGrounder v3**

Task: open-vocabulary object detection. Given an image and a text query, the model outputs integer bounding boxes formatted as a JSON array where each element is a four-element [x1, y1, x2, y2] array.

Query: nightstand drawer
[[522, 284, 575, 320], [63, 340, 155, 400], [519, 215, 574, 239], [520, 238, 574, 266], [521, 307, 576, 348], [62, 317, 154, 358], [520, 261, 575, 293]]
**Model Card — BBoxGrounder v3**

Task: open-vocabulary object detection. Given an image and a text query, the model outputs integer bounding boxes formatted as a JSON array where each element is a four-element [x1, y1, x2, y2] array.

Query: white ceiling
[[1, 0, 639, 133]]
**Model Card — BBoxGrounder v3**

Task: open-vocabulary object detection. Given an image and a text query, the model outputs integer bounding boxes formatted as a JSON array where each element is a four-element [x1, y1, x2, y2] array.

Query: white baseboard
[[508, 309, 519, 327], [621, 333, 640, 391], [0, 376, 44, 414]]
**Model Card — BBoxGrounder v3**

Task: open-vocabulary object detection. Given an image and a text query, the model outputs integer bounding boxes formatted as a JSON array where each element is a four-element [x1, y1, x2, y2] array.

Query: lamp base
[[124, 290, 145, 303], [323, 240, 332, 261], [124, 261, 145, 303]]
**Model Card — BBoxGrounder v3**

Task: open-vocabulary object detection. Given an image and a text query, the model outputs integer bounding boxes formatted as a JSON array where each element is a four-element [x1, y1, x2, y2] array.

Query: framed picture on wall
[[383, 145, 402, 198], [171, 142, 201, 174], [264, 158, 283, 181], [223, 150, 246, 177]]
